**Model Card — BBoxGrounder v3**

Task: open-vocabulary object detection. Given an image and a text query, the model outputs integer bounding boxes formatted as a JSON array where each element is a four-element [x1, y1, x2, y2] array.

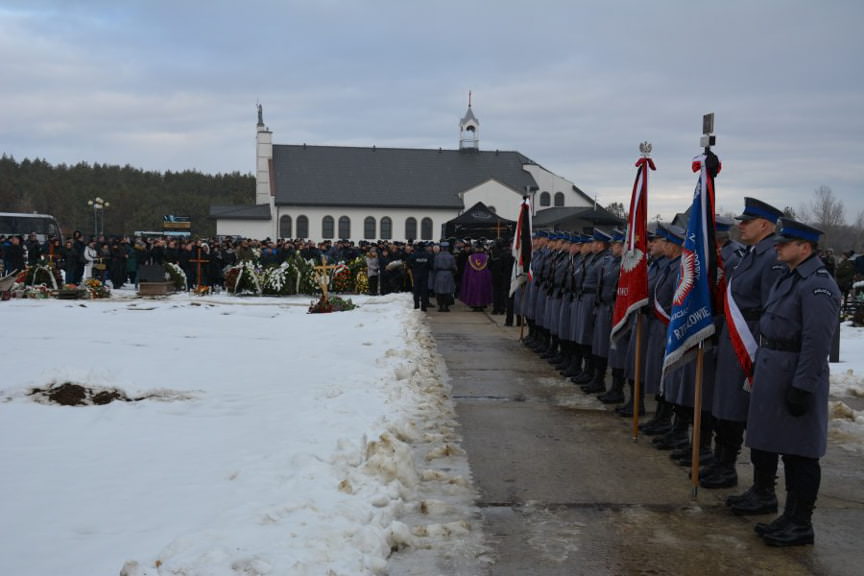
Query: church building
[[209, 101, 621, 242]]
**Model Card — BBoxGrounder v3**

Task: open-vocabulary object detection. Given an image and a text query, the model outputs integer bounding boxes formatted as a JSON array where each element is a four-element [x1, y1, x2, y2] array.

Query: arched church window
[[380, 217, 393, 240], [364, 217, 376, 240], [554, 192, 565, 207], [297, 215, 309, 239], [279, 215, 292, 239], [539, 192, 551, 207], [322, 215, 334, 239], [405, 217, 417, 241], [421, 217, 433, 240], [338, 216, 351, 239]]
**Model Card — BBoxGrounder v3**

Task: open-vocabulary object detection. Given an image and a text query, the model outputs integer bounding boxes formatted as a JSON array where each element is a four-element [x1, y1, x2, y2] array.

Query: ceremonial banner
[[610, 156, 654, 342], [509, 196, 533, 297], [662, 152, 721, 373]]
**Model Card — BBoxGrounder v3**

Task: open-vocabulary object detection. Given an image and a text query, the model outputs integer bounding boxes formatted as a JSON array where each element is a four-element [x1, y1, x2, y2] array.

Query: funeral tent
[[442, 202, 516, 240]]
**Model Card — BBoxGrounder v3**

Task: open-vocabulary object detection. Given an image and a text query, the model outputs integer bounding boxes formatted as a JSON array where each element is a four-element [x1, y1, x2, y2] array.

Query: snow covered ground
[[1, 289, 863, 575], [0, 291, 485, 576]]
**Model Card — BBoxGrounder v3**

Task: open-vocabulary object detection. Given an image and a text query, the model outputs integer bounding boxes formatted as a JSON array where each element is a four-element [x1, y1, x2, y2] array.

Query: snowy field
[[0, 291, 485, 576], [2, 289, 863, 575]]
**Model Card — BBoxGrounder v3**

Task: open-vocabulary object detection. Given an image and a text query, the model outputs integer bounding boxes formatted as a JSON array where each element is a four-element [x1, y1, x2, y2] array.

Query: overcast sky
[[2, 0, 862, 222]]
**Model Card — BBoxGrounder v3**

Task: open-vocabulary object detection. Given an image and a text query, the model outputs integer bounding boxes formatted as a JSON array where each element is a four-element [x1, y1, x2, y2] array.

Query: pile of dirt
[[29, 382, 141, 406]]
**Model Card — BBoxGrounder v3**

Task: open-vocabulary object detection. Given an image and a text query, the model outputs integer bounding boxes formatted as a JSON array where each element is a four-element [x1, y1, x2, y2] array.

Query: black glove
[[785, 387, 811, 417]]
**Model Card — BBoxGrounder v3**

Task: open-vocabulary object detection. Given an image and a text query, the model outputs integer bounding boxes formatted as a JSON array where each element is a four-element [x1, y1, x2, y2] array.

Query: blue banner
[[662, 154, 719, 373]]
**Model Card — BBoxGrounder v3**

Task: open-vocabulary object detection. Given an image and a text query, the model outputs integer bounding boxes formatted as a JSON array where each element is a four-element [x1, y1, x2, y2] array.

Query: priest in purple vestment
[[459, 246, 494, 310]]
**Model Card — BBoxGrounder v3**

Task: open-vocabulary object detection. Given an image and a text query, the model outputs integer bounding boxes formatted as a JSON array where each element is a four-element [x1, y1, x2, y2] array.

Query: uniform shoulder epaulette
[[771, 264, 786, 271], [815, 269, 831, 277]]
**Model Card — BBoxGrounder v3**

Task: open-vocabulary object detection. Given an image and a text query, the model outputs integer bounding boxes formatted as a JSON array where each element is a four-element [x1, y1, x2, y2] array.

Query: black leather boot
[[615, 380, 645, 416], [582, 357, 608, 394], [641, 398, 673, 435], [728, 450, 778, 514], [761, 496, 815, 547], [562, 344, 584, 377], [598, 369, 626, 404], [755, 493, 796, 536], [571, 347, 595, 384]]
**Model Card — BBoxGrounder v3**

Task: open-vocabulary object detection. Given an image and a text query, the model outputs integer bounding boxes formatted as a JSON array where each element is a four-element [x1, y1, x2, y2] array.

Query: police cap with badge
[[734, 197, 784, 222], [775, 217, 824, 245]]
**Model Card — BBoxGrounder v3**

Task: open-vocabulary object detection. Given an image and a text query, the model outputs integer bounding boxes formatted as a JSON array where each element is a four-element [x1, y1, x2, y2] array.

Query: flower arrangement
[[24, 261, 61, 290], [308, 295, 357, 314], [84, 278, 111, 299], [331, 263, 353, 293], [348, 256, 368, 294], [225, 260, 262, 295], [261, 262, 292, 295], [163, 262, 187, 291], [22, 285, 53, 299]]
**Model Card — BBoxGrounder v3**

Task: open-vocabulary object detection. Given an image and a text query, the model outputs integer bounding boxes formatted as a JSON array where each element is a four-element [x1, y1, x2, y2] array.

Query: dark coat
[[745, 256, 840, 458]]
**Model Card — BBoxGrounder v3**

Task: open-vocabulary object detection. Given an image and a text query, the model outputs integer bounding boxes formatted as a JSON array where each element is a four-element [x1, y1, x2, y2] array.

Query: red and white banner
[[610, 156, 654, 342], [509, 196, 533, 297]]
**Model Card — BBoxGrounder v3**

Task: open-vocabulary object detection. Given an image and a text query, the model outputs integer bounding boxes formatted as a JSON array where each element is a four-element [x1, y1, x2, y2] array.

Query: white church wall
[[522, 164, 593, 211], [217, 220, 274, 240], [460, 180, 524, 221], [275, 206, 457, 242]]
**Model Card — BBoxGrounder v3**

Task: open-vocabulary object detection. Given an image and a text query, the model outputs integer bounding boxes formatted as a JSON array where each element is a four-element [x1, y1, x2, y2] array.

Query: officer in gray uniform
[[745, 218, 840, 547], [542, 234, 571, 364], [596, 230, 627, 402], [575, 230, 611, 389], [568, 234, 595, 382], [702, 198, 785, 490], [522, 232, 549, 349], [556, 234, 582, 375], [648, 224, 689, 450], [583, 229, 618, 394], [619, 230, 668, 419], [561, 235, 589, 378]]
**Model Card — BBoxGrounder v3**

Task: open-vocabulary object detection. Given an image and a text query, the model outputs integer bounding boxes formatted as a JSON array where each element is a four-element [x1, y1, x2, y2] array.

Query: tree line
[[0, 155, 254, 238]]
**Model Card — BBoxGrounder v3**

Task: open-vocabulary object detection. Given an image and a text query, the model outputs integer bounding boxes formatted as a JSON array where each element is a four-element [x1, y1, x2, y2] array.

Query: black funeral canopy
[[442, 202, 516, 241]]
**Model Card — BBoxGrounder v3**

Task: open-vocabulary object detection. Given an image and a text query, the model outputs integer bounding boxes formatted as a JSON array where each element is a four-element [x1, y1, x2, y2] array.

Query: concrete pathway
[[421, 303, 864, 576]]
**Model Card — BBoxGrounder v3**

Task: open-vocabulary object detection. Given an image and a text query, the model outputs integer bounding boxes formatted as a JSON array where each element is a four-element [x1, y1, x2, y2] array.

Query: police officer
[[596, 230, 627, 402], [745, 218, 840, 547], [703, 197, 786, 490], [582, 229, 615, 393], [407, 242, 433, 311], [572, 231, 605, 385]]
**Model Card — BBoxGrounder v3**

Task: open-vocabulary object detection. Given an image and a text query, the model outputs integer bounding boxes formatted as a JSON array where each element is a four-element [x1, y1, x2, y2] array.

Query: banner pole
[[519, 286, 527, 340], [632, 314, 643, 441], [690, 343, 705, 499]]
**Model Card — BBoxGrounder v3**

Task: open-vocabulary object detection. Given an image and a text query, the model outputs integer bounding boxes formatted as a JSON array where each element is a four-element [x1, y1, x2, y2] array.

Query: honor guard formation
[[512, 196, 840, 548]]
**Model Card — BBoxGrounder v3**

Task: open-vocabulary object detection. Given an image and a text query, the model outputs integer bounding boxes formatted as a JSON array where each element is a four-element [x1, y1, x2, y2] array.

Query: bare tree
[[809, 185, 846, 229], [605, 201, 626, 220]]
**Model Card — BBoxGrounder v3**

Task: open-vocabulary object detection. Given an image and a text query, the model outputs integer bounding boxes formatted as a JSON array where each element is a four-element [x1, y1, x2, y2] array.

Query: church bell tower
[[459, 91, 479, 151], [256, 103, 273, 206]]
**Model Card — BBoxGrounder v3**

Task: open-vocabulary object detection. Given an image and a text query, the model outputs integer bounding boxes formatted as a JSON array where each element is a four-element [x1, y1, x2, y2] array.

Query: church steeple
[[459, 91, 479, 151]]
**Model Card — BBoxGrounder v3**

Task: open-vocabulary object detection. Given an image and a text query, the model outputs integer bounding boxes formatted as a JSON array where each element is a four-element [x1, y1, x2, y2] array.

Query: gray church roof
[[209, 203, 271, 220], [271, 145, 538, 209]]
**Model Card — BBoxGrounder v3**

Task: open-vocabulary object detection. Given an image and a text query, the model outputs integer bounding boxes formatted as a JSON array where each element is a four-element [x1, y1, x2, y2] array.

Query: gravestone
[[138, 264, 174, 296]]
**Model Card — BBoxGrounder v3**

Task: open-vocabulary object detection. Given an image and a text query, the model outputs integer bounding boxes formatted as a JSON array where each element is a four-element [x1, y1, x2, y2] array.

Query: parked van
[[0, 212, 63, 243]]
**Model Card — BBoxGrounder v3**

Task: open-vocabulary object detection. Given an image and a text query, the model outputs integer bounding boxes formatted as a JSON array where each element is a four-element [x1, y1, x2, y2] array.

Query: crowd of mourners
[[0, 233, 516, 311]]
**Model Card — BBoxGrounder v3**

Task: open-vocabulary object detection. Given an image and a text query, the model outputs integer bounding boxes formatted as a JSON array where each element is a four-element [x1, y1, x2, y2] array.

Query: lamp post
[[87, 197, 110, 237]]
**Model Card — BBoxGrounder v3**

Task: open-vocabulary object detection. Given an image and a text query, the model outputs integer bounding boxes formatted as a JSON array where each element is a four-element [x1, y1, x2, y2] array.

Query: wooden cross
[[313, 260, 339, 303], [189, 246, 210, 288]]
